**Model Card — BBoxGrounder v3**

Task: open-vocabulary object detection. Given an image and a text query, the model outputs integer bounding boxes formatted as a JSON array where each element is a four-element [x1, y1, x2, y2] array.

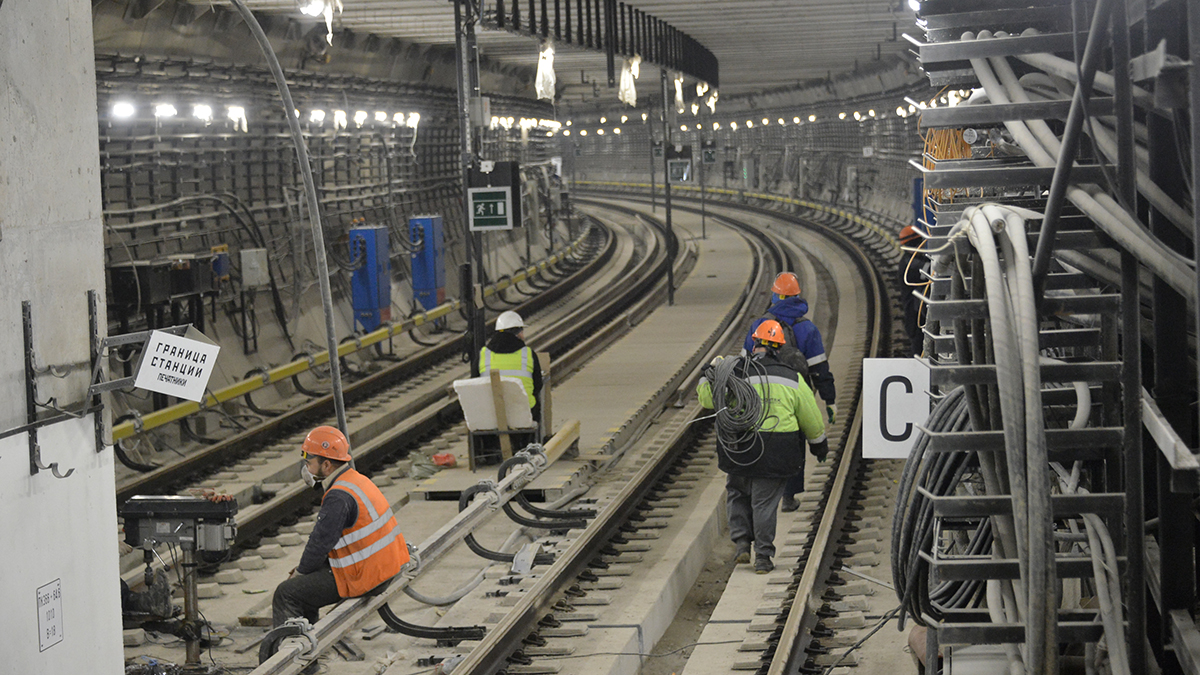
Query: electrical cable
[[703, 356, 770, 466]]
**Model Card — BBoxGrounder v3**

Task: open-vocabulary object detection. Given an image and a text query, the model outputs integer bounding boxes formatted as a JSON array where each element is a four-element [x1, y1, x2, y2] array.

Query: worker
[[700, 320, 828, 574], [272, 426, 409, 628], [899, 225, 929, 358], [743, 272, 837, 512], [480, 310, 543, 443]]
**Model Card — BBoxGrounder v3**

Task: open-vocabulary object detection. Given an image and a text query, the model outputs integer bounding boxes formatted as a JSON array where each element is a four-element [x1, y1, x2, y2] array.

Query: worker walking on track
[[273, 426, 409, 628], [743, 272, 837, 512], [899, 225, 930, 358], [700, 321, 828, 574], [480, 310, 543, 438]]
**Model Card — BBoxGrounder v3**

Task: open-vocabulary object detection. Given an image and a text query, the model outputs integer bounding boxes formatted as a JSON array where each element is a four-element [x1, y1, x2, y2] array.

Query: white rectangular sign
[[133, 328, 221, 402], [37, 578, 63, 652], [863, 358, 931, 459]]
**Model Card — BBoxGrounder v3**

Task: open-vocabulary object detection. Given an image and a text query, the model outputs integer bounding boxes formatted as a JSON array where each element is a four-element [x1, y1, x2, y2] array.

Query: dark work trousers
[[273, 567, 342, 628], [726, 474, 788, 559], [783, 470, 805, 500]]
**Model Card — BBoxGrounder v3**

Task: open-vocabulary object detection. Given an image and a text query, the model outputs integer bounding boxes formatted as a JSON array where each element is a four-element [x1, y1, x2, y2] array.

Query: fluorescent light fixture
[[868, 109, 876, 117], [406, 112, 420, 128], [730, 121, 738, 130], [809, 114, 816, 122], [597, 129, 604, 135], [839, 112, 846, 119], [778, 118, 785, 125], [375, 111, 388, 123], [579, 129, 587, 136], [613, 128, 621, 134], [154, 103, 177, 118], [691, 103, 699, 116], [353, 110, 368, 127], [853, 111, 862, 120], [908, 0, 920, 11], [621, 115, 628, 123], [393, 112, 405, 125], [333, 109, 347, 130], [680, 124, 687, 131], [310, 109, 326, 124], [713, 122, 720, 130], [746, 120, 754, 128], [566, 120, 572, 126], [299, 0, 325, 16], [193, 104, 213, 123], [600, 116, 607, 123], [536, 42, 555, 101], [563, 129, 571, 136], [113, 101, 136, 119], [696, 82, 709, 97], [793, 117, 800, 124], [762, 118, 769, 125], [641, 112, 648, 121]]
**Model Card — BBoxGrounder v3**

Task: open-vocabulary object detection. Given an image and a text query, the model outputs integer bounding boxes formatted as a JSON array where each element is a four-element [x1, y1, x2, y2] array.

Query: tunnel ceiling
[[226, 0, 919, 102]]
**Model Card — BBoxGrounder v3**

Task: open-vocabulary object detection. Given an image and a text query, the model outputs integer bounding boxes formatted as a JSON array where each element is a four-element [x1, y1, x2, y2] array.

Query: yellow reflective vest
[[480, 346, 536, 408]]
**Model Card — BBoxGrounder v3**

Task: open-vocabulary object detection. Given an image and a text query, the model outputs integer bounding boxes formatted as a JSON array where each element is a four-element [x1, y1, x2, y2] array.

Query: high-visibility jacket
[[324, 469, 409, 597], [697, 352, 826, 478], [480, 345, 536, 408]]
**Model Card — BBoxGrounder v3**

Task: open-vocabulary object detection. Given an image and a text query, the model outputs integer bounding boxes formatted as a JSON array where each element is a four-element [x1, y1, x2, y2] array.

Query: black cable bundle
[[706, 356, 779, 467], [891, 386, 991, 627]]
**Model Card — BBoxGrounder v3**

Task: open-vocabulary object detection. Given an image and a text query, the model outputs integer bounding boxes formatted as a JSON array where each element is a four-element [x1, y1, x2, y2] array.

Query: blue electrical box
[[349, 225, 391, 332], [409, 215, 445, 312]]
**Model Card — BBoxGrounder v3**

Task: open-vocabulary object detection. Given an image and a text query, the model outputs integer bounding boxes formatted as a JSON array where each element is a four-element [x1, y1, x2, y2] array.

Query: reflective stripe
[[330, 480, 380, 520], [748, 375, 801, 390], [810, 433, 827, 444], [328, 527, 401, 569], [484, 350, 491, 370], [333, 508, 395, 549], [806, 353, 828, 366], [497, 369, 532, 378]]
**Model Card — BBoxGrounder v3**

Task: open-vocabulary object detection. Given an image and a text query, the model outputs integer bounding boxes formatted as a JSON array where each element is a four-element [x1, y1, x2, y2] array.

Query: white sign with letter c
[[863, 358, 931, 459]]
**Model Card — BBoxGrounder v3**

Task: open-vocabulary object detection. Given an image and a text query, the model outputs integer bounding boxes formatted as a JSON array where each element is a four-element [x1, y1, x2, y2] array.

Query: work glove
[[809, 439, 829, 462], [702, 355, 724, 382], [826, 404, 838, 426]]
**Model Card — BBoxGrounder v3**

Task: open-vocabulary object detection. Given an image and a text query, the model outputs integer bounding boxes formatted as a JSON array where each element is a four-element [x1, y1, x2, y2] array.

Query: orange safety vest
[[324, 469, 409, 597]]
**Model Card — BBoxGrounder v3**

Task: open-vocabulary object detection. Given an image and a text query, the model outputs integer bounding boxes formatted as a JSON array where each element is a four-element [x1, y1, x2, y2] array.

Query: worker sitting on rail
[[272, 426, 409, 628], [478, 310, 543, 458], [742, 272, 837, 512], [899, 225, 930, 358], [700, 321, 828, 574]]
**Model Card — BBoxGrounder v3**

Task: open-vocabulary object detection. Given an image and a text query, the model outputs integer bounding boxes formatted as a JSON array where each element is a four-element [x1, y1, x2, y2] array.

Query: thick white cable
[[965, 39, 1197, 304], [989, 44, 1181, 236], [965, 206, 1033, 588]]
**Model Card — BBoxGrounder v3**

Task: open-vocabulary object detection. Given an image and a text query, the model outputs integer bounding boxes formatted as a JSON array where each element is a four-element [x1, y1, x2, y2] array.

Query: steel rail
[[115, 226, 612, 502], [243, 206, 695, 674], [767, 212, 888, 675], [445, 198, 804, 674], [110, 230, 594, 442], [576, 183, 894, 674], [121, 214, 674, 591]]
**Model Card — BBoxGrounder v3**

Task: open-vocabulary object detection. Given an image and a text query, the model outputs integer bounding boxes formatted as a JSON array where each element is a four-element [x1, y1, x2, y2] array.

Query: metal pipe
[[228, 0, 347, 433], [1111, 2, 1145, 670], [1029, 0, 1115, 303], [660, 64, 674, 305]]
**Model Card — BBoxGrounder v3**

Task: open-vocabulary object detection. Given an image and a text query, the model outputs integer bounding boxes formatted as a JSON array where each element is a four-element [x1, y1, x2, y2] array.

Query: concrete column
[[0, 1, 120, 673]]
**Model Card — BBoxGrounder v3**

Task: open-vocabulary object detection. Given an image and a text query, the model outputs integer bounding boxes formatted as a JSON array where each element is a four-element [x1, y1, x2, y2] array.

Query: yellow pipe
[[112, 235, 586, 441]]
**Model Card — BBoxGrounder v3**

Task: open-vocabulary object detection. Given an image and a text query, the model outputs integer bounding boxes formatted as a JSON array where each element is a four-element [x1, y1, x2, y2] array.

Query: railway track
[[121, 193, 898, 675]]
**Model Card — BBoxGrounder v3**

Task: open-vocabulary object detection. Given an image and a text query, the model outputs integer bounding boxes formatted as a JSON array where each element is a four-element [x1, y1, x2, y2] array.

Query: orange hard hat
[[772, 272, 801, 297], [302, 426, 352, 462], [753, 320, 787, 346], [900, 225, 922, 245]]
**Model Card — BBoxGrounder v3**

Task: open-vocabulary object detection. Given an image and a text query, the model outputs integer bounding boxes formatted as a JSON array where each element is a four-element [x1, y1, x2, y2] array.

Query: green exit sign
[[468, 186, 514, 231]]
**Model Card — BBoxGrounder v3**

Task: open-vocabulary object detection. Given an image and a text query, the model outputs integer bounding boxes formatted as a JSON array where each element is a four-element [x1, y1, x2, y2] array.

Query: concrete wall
[[0, 0, 120, 672]]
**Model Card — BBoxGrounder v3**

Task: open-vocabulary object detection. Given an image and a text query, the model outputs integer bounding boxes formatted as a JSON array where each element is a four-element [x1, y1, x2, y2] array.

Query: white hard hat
[[495, 311, 524, 331]]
